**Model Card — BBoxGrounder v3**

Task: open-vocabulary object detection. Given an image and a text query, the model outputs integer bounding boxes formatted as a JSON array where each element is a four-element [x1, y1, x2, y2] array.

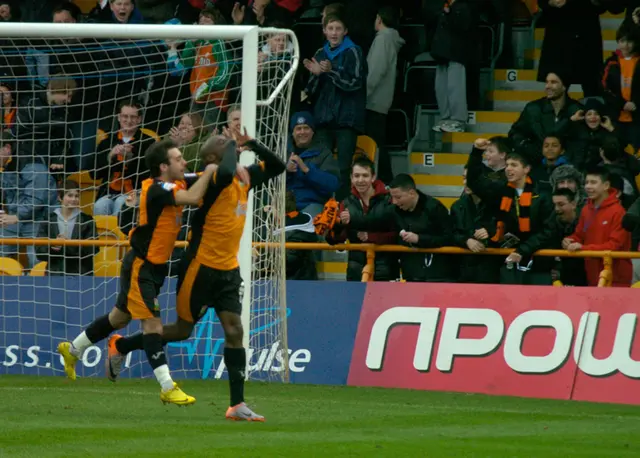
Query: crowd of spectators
[[1, 0, 640, 288]]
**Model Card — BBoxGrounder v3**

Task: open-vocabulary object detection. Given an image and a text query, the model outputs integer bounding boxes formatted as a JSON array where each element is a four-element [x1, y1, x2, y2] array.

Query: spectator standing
[[530, 134, 569, 195], [550, 164, 587, 205], [509, 72, 583, 166], [598, 136, 640, 205], [451, 167, 501, 284], [465, 136, 509, 213], [429, 0, 479, 133], [550, 187, 588, 286], [537, 0, 606, 97], [285, 112, 340, 217], [303, 13, 367, 201], [167, 7, 232, 130], [327, 156, 399, 281], [341, 174, 455, 282], [0, 83, 15, 132], [564, 166, 632, 287], [36, 180, 98, 276], [602, 23, 640, 150], [365, 6, 405, 184], [91, 101, 158, 216], [488, 150, 557, 285]]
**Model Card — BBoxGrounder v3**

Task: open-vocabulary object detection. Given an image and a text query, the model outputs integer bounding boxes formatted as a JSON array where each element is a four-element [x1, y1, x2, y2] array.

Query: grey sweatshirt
[[366, 27, 405, 115]]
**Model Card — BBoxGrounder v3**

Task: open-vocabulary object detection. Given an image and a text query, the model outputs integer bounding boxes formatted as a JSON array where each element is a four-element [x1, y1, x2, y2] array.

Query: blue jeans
[[94, 194, 128, 216], [0, 162, 56, 268]]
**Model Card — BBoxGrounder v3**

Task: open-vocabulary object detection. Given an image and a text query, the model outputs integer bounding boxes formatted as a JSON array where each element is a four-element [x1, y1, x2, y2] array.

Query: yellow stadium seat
[[94, 261, 122, 277], [0, 257, 23, 276], [73, 0, 95, 13], [67, 171, 101, 189], [631, 281, 640, 288], [356, 135, 377, 163], [93, 215, 127, 265], [30, 261, 47, 276], [80, 189, 97, 215]]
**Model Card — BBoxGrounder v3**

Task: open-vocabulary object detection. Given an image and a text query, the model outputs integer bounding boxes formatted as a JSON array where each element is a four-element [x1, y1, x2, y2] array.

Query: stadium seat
[[67, 171, 101, 189], [94, 261, 121, 277], [0, 257, 23, 276], [81, 189, 97, 215], [356, 135, 377, 163], [93, 215, 127, 266], [30, 261, 47, 276], [631, 281, 640, 288]]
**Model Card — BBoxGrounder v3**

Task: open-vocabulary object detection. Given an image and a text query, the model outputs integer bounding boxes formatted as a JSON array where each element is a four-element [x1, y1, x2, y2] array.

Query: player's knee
[[175, 320, 194, 341], [224, 323, 244, 347], [141, 317, 163, 335], [108, 307, 130, 329]]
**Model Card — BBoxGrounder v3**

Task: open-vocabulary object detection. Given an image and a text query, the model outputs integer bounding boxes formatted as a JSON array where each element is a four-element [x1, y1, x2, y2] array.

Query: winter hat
[[584, 97, 605, 114], [290, 111, 315, 132], [550, 164, 584, 190]]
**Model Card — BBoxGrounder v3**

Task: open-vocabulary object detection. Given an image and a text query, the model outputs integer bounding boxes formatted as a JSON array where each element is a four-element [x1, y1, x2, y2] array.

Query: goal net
[[0, 23, 297, 382]]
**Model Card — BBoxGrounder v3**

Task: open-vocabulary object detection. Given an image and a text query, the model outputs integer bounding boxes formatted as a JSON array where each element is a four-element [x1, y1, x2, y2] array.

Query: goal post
[[0, 22, 298, 382]]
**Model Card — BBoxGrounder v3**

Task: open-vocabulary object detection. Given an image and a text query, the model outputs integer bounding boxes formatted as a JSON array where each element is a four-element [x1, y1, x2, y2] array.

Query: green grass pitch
[[1, 375, 639, 457]]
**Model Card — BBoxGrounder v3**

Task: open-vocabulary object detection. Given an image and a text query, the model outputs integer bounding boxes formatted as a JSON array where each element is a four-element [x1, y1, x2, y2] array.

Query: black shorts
[[176, 254, 243, 323], [115, 250, 167, 320]]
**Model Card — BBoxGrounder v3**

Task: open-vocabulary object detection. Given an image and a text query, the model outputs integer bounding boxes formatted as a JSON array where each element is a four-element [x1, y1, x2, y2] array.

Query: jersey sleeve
[[183, 173, 199, 188], [248, 162, 267, 190]]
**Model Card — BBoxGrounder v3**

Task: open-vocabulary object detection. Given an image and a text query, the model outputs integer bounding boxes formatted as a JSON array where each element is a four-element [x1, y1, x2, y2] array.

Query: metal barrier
[[2, 238, 639, 287]]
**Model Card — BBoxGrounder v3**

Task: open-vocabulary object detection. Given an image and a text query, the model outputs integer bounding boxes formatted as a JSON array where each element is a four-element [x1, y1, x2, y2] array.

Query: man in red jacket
[[563, 166, 632, 287]]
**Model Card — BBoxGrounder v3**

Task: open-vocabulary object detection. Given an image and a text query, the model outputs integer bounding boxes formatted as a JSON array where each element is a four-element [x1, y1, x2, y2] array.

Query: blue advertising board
[[0, 277, 365, 385]]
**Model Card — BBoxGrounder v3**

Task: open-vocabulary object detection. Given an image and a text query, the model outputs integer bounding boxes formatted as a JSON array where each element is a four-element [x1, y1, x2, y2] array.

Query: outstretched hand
[[222, 126, 253, 151]]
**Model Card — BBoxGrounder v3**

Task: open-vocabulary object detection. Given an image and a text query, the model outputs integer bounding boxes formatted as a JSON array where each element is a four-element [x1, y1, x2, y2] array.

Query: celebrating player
[[107, 128, 286, 421], [58, 139, 218, 406]]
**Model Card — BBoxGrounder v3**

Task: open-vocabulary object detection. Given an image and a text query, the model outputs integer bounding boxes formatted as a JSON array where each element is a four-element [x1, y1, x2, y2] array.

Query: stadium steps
[[407, 12, 624, 223]]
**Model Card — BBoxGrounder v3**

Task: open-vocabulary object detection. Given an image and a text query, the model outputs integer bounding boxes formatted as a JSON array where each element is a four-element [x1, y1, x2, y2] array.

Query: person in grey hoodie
[[36, 180, 98, 276], [365, 6, 404, 184]]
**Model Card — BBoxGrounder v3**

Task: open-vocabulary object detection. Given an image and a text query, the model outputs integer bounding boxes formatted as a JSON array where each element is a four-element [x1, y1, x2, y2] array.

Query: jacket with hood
[[327, 180, 399, 281], [348, 191, 455, 282], [286, 141, 340, 210], [568, 188, 632, 287], [305, 37, 368, 133], [366, 27, 405, 115], [36, 209, 98, 275]]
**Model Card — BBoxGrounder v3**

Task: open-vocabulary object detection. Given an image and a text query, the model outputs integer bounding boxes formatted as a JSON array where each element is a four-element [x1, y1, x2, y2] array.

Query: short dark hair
[[351, 155, 375, 175], [285, 191, 297, 213], [323, 13, 346, 28], [59, 179, 80, 199], [617, 21, 640, 53], [599, 135, 623, 162], [53, 2, 81, 21], [506, 151, 531, 168], [145, 139, 176, 177], [377, 6, 399, 29], [585, 165, 611, 184], [552, 187, 576, 202], [389, 173, 416, 191], [118, 99, 141, 115], [544, 133, 565, 149], [488, 136, 512, 155]]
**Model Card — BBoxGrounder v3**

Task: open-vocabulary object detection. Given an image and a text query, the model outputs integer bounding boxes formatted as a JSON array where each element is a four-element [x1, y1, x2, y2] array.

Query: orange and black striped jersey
[[189, 163, 267, 270], [129, 175, 196, 265]]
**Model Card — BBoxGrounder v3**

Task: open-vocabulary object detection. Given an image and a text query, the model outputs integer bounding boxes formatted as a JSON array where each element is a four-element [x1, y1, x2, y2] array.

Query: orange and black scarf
[[492, 177, 533, 242]]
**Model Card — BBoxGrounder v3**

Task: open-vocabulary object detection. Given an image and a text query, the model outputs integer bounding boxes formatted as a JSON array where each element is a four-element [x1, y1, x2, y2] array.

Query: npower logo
[[365, 307, 640, 378]]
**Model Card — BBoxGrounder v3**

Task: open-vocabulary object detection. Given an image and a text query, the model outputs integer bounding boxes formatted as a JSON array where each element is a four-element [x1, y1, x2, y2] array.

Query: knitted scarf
[[492, 177, 534, 242]]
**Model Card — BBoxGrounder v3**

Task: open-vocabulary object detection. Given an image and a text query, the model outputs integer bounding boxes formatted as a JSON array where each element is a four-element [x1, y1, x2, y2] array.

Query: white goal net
[[0, 23, 297, 383]]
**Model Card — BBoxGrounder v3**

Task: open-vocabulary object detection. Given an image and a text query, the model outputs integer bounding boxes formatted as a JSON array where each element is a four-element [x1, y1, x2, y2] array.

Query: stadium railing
[[0, 238, 635, 287]]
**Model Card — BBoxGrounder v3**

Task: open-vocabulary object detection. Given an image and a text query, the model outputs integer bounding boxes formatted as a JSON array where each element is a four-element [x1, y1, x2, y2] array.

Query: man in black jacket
[[550, 187, 587, 286], [508, 71, 583, 166], [339, 173, 454, 282], [466, 136, 510, 214], [451, 167, 501, 283], [490, 151, 558, 285], [36, 180, 98, 275]]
